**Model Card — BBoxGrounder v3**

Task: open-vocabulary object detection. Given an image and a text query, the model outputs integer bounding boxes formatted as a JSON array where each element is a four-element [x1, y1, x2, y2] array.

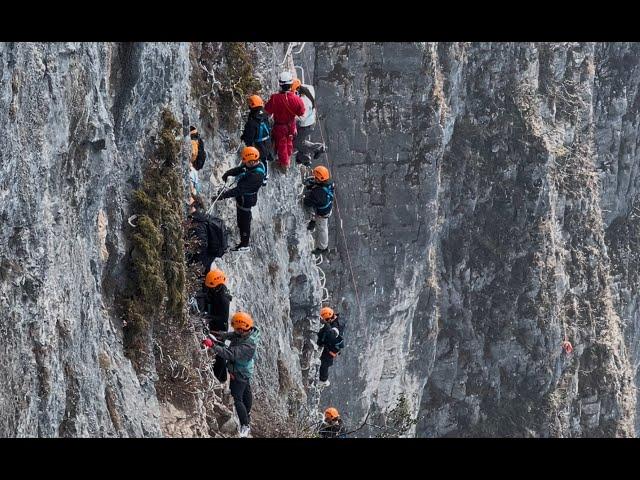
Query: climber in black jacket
[[319, 407, 345, 438], [303, 166, 334, 256], [203, 268, 232, 382], [316, 306, 344, 387], [216, 147, 265, 252], [241, 95, 272, 185], [187, 195, 215, 273]]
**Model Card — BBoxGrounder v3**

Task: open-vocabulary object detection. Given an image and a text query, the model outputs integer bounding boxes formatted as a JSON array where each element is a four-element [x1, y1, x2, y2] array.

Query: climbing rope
[[206, 177, 237, 216], [315, 115, 364, 321], [293, 47, 365, 321]]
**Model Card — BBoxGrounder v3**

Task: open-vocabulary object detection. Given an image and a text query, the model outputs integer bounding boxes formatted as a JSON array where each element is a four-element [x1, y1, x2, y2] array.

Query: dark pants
[[295, 125, 324, 165], [230, 377, 252, 427], [237, 207, 252, 247], [213, 355, 227, 383], [319, 349, 335, 382]]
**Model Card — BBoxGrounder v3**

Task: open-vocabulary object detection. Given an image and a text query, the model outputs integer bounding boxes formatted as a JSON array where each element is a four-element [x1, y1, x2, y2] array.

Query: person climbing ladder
[[303, 166, 334, 256], [291, 78, 325, 166], [204, 311, 261, 438], [265, 71, 305, 170], [318, 407, 345, 438], [316, 306, 344, 387], [215, 147, 266, 252], [186, 195, 226, 273], [203, 269, 232, 383]]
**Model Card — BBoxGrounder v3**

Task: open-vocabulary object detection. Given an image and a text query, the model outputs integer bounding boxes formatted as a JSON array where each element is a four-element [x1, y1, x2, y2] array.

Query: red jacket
[[265, 91, 305, 130]]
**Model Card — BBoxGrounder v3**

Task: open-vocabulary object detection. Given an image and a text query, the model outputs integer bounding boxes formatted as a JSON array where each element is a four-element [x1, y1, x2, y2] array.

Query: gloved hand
[[201, 334, 217, 349], [307, 220, 316, 231], [303, 177, 315, 187], [222, 173, 229, 182]]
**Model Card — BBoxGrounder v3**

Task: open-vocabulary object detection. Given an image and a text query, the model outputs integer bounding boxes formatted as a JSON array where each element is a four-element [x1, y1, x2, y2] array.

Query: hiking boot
[[232, 244, 250, 252], [313, 145, 326, 159], [239, 425, 251, 438], [312, 247, 328, 256], [318, 380, 330, 388]]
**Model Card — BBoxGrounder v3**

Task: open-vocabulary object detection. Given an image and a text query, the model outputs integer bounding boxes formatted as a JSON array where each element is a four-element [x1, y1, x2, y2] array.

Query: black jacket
[[187, 210, 213, 269], [303, 180, 334, 216], [221, 164, 265, 209], [317, 316, 344, 354], [205, 284, 231, 331], [241, 108, 271, 147], [319, 418, 344, 438]]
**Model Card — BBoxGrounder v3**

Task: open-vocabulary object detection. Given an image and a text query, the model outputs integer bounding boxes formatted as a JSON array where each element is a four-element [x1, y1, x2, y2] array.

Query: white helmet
[[279, 71, 293, 85]]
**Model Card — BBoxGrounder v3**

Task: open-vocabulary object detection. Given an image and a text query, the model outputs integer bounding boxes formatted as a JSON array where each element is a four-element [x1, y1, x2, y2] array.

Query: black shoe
[[232, 244, 250, 252], [312, 248, 328, 256], [313, 145, 326, 160]]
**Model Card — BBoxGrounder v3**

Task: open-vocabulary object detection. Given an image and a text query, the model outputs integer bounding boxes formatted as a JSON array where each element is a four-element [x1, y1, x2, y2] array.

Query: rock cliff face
[[313, 42, 638, 437], [1, 41, 638, 437], [0, 42, 321, 437]]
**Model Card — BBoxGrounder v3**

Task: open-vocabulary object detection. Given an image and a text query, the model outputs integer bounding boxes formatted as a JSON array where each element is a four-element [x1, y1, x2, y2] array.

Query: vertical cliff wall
[[313, 42, 637, 437], [2, 41, 639, 437], [0, 42, 322, 437]]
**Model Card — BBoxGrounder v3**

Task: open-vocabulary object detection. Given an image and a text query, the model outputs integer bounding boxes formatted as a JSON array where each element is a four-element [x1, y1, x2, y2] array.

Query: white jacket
[[297, 84, 316, 127]]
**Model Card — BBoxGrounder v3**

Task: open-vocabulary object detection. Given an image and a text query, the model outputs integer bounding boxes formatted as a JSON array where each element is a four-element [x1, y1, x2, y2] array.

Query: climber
[[241, 95, 272, 186], [291, 78, 325, 166], [318, 407, 345, 438], [190, 126, 207, 170], [203, 269, 232, 383], [214, 146, 265, 253], [186, 195, 216, 273], [303, 166, 334, 256], [264, 71, 305, 170], [204, 311, 261, 438], [316, 306, 344, 387]]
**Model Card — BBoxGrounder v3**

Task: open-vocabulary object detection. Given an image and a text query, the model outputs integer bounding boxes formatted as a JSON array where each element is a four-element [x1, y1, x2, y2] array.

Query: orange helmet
[[231, 311, 254, 332], [324, 407, 339, 421], [241, 146, 260, 163], [313, 166, 330, 182], [291, 78, 302, 92], [320, 307, 335, 320], [205, 269, 226, 288], [247, 95, 264, 108]]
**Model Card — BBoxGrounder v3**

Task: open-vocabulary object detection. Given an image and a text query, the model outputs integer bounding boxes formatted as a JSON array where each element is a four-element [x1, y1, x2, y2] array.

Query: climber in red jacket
[[264, 71, 306, 169]]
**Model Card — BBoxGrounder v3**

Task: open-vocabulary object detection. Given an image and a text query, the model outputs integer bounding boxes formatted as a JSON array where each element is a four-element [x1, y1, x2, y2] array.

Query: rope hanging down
[[289, 46, 365, 322], [315, 104, 364, 321]]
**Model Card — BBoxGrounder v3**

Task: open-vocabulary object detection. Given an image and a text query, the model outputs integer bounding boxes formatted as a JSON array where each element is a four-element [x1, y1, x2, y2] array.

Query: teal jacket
[[213, 327, 260, 382]]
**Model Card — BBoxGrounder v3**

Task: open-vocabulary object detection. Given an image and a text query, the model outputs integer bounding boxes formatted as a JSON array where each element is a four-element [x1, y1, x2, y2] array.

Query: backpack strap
[[281, 92, 298, 117], [256, 121, 270, 142]]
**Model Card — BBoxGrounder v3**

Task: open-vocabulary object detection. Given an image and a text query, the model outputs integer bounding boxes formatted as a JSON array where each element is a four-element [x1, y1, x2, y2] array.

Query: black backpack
[[205, 216, 228, 258], [333, 317, 346, 351], [194, 137, 206, 170]]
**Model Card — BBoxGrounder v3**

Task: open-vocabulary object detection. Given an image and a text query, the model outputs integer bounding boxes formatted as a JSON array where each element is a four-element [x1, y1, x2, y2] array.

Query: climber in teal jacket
[[208, 311, 261, 437]]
